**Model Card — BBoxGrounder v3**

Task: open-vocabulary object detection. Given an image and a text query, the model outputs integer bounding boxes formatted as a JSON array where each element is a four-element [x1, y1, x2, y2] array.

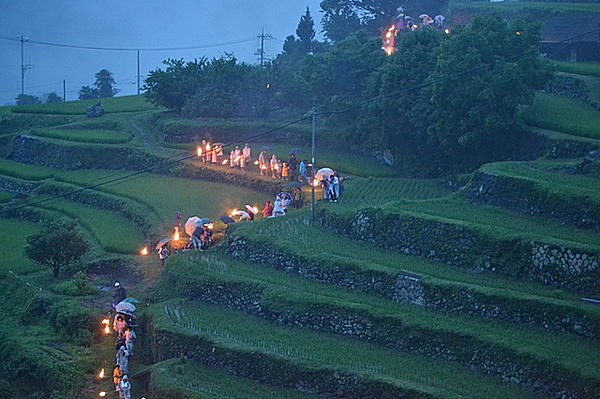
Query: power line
[[0, 35, 256, 52]]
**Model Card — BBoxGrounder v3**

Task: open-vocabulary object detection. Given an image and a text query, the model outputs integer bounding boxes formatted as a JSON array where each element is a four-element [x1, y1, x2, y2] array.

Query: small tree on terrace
[[24, 221, 90, 278], [94, 69, 119, 98]]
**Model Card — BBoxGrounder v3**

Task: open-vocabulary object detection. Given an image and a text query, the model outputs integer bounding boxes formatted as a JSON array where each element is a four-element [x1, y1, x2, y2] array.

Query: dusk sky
[[0, 0, 323, 105]]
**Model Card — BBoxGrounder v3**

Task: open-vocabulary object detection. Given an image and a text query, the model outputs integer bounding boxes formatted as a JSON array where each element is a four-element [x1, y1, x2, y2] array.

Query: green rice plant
[[150, 358, 321, 399], [162, 252, 600, 380], [519, 93, 600, 139], [55, 171, 270, 232], [553, 61, 600, 78], [0, 191, 15, 203], [38, 198, 145, 254], [11, 95, 156, 115], [0, 218, 43, 274], [480, 161, 600, 201], [150, 299, 542, 399], [30, 128, 130, 144], [0, 159, 55, 180], [450, 1, 600, 16]]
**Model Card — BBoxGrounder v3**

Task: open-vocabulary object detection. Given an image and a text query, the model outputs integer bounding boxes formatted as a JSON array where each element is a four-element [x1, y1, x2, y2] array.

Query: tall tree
[[427, 15, 553, 170], [45, 92, 63, 103], [24, 221, 90, 278], [94, 69, 119, 98], [296, 7, 316, 54], [320, 0, 405, 41], [78, 85, 100, 100], [15, 94, 41, 106]]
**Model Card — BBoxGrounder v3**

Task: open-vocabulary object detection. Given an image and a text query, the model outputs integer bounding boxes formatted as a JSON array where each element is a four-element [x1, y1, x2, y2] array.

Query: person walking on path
[[125, 327, 136, 357], [229, 149, 236, 168], [282, 163, 289, 181], [116, 345, 129, 374], [299, 160, 307, 183], [117, 375, 132, 399], [113, 282, 127, 304], [289, 154, 298, 181], [293, 187, 304, 209], [158, 246, 169, 266], [258, 151, 268, 175], [113, 365, 123, 391], [262, 201, 273, 217], [328, 174, 340, 202], [270, 155, 279, 178], [113, 315, 127, 334], [243, 144, 252, 164], [273, 197, 285, 217]]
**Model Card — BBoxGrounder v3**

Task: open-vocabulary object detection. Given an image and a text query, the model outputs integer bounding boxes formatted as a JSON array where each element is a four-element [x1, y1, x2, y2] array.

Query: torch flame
[[101, 318, 109, 325], [234, 156, 241, 163], [381, 24, 397, 56], [229, 209, 238, 217], [205, 144, 211, 151], [260, 164, 267, 170], [205, 223, 214, 230], [173, 231, 180, 241], [222, 160, 229, 165], [140, 247, 149, 256], [197, 147, 202, 157], [99, 392, 106, 397], [99, 368, 105, 379], [254, 160, 259, 165], [104, 325, 110, 334]]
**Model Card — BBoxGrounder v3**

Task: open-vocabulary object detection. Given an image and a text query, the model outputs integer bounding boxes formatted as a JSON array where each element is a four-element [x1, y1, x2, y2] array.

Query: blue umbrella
[[289, 148, 303, 155], [260, 146, 273, 151], [220, 215, 235, 224]]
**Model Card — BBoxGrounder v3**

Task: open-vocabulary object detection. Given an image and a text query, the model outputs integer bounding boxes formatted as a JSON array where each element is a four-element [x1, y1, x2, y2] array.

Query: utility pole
[[17, 35, 31, 95], [63, 80, 66, 101], [311, 108, 316, 221], [137, 49, 140, 95], [255, 28, 273, 67]]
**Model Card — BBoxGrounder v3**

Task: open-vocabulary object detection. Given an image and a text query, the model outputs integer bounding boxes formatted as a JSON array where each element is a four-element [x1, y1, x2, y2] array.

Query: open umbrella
[[419, 14, 429, 19], [185, 217, 202, 236], [260, 146, 273, 151], [212, 142, 224, 146], [289, 148, 303, 155], [245, 205, 259, 215], [122, 297, 140, 304], [220, 215, 236, 224], [315, 168, 335, 181], [288, 182, 303, 188], [115, 301, 136, 314], [233, 210, 251, 220], [199, 218, 213, 226], [155, 238, 171, 250]]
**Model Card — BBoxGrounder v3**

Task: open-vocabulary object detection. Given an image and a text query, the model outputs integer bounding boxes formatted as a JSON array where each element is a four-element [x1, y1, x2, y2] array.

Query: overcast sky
[[0, 0, 323, 105]]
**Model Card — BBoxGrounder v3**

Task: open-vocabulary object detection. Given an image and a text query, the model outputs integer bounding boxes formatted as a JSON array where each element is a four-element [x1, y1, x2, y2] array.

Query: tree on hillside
[[78, 85, 100, 100], [45, 92, 63, 103], [296, 7, 316, 54], [144, 58, 205, 112], [24, 221, 90, 278], [15, 94, 41, 106], [320, 0, 405, 41], [427, 15, 554, 170], [94, 69, 119, 98]]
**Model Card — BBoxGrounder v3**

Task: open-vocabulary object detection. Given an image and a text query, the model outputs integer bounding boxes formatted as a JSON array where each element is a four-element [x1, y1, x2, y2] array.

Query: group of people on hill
[[196, 140, 316, 183], [110, 282, 138, 399], [262, 189, 303, 218]]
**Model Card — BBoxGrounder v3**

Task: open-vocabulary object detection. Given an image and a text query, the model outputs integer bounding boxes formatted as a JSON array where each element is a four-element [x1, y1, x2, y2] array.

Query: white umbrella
[[185, 216, 202, 237], [419, 14, 430, 19], [115, 301, 136, 314], [315, 168, 335, 181]]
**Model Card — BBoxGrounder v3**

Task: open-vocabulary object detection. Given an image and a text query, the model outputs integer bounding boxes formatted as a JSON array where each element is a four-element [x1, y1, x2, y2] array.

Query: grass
[[553, 61, 600, 78], [234, 211, 595, 303], [162, 252, 600, 380], [37, 197, 145, 254], [382, 195, 600, 249], [148, 358, 321, 399], [10, 95, 157, 115], [151, 299, 543, 399], [0, 159, 55, 180], [0, 191, 14, 203], [55, 170, 270, 232], [520, 93, 600, 139], [450, 1, 600, 15], [0, 218, 43, 274], [481, 160, 600, 201], [30, 128, 131, 144]]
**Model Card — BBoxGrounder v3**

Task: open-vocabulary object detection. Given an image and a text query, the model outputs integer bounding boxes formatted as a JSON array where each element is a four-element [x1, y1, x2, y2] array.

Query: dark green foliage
[[15, 94, 41, 106], [45, 92, 63, 104], [23, 221, 90, 278], [427, 15, 554, 170], [94, 69, 119, 98], [48, 298, 93, 345], [296, 7, 316, 54], [320, 0, 405, 42], [78, 85, 99, 100]]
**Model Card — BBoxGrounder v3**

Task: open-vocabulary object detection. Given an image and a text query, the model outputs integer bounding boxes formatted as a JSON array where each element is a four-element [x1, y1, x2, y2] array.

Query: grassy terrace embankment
[[149, 299, 545, 399]]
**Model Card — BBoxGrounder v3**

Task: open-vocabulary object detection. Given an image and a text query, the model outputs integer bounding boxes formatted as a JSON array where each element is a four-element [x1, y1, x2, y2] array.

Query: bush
[[48, 298, 93, 345]]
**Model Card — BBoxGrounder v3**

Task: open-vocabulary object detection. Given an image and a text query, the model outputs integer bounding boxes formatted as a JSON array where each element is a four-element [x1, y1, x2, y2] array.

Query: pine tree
[[296, 7, 315, 54]]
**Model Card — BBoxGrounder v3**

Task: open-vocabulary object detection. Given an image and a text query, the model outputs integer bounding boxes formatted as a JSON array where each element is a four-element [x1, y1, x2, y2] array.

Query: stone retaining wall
[[318, 208, 600, 295], [468, 171, 600, 232], [225, 235, 600, 341], [153, 272, 600, 399]]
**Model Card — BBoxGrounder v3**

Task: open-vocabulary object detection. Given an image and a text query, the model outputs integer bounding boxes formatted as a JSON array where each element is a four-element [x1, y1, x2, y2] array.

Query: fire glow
[[173, 231, 180, 241], [98, 368, 105, 379], [99, 392, 106, 397], [140, 247, 149, 256], [382, 25, 397, 56], [101, 318, 110, 334], [197, 147, 202, 157]]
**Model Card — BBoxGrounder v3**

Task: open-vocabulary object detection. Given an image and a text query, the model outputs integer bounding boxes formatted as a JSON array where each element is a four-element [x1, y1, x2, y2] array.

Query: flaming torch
[[197, 147, 202, 157], [381, 25, 397, 56], [99, 392, 107, 397], [98, 368, 105, 379], [140, 247, 149, 256], [173, 230, 180, 241], [101, 318, 110, 334], [222, 160, 229, 165]]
